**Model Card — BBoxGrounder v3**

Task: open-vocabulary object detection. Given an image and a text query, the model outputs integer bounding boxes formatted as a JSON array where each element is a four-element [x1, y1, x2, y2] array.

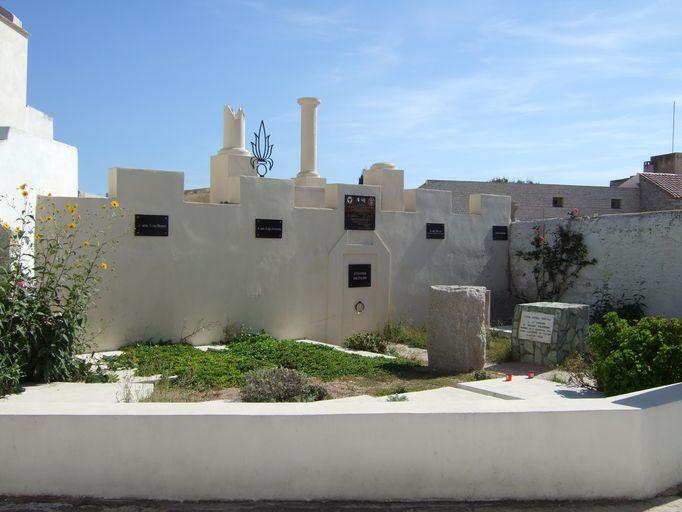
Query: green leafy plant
[[0, 185, 123, 393], [222, 321, 258, 344], [588, 312, 682, 396], [381, 322, 427, 349], [343, 332, 388, 354], [240, 367, 328, 402], [515, 213, 596, 301], [0, 353, 23, 396]]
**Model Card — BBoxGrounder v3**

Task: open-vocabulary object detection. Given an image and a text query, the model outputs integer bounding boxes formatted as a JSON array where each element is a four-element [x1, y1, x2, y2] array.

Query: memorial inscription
[[344, 195, 376, 230], [492, 225, 509, 241], [255, 219, 283, 239], [348, 264, 371, 288], [518, 311, 555, 344], [426, 223, 446, 239], [134, 214, 169, 237]]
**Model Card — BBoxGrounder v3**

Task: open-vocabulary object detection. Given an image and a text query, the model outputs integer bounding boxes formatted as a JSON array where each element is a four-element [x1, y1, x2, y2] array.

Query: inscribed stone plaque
[[255, 219, 283, 239], [518, 311, 554, 344], [134, 214, 169, 237], [426, 223, 446, 239], [348, 264, 371, 288], [344, 195, 376, 230], [492, 225, 508, 241]]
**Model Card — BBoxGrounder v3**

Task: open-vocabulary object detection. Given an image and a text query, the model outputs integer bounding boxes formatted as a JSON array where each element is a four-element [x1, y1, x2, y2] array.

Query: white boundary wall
[[39, 168, 512, 350], [0, 383, 680, 501], [510, 210, 682, 318]]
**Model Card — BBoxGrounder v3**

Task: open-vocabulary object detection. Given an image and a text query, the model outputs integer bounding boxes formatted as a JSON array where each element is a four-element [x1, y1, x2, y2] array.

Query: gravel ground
[[1, 496, 681, 512]]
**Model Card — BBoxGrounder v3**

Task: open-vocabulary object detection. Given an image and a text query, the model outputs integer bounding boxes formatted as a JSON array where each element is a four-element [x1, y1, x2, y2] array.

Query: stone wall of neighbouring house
[[639, 178, 682, 212], [510, 210, 682, 319], [421, 180, 640, 221]]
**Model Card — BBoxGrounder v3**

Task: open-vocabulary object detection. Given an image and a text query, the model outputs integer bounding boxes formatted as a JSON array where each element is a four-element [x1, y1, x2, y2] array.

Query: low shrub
[[588, 312, 682, 396], [343, 332, 388, 354], [558, 350, 597, 390], [381, 322, 427, 349], [222, 322, 258, 344], [240, 367, 328, 402]]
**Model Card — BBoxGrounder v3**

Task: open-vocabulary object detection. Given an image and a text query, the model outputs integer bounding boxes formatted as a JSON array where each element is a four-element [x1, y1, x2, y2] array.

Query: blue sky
[[6, 0, 682, 194]]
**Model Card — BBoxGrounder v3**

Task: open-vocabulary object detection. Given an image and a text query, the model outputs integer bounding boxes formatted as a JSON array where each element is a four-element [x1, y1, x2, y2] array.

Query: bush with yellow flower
[[0, 185, 126, 395]]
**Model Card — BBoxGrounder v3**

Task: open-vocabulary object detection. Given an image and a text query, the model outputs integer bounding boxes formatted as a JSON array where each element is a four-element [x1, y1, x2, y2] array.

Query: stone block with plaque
[[511, 302, 589, 366]]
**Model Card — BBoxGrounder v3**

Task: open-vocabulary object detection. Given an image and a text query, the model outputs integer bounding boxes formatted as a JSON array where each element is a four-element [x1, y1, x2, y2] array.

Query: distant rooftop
[[639, 173, 682, 199]]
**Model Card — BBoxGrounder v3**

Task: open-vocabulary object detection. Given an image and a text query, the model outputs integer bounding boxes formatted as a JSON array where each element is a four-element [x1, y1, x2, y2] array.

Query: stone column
[[220, 106, 249, 156], [295, 97, 325, 186], [427, 285, 487, 373]]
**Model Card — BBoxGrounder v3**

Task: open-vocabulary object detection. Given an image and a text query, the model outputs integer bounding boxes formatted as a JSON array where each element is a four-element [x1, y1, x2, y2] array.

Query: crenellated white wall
[[39, 168, 512, 350]]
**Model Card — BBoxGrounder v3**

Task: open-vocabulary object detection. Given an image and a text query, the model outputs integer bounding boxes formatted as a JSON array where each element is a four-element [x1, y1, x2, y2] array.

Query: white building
[[0, 7, 77, 226]]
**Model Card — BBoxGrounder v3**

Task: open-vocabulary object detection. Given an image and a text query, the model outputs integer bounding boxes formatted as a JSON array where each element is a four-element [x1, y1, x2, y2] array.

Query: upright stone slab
[[511, 302, 589, 366], [427, 285, 486, 373]]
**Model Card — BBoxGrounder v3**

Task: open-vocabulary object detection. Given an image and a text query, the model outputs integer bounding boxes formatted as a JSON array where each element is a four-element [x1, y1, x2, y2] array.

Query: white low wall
[[0, 383, 680, 501], [510, 210, 682, 318]]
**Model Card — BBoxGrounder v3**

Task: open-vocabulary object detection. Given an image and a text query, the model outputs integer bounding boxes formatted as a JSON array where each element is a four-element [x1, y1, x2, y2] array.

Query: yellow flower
[[82, 240, 90, 247], [21, 190, 28, 197], [35, 234, 41, 241], [45, 215, 54, 222], [19, 183, 27, 190], [110, 200, 119, 208], [100, 262, 108, 270], [1, 222, 9, 230], [72, 203, 78, 210], [65, 203, 71, 211], [15, 226, 21, 234], [47, 192, 52, 197], [67, 223, 76, 230]]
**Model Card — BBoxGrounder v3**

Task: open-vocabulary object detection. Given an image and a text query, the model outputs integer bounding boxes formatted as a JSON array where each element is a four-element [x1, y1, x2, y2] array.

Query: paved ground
[[1, 495, 681, 511]]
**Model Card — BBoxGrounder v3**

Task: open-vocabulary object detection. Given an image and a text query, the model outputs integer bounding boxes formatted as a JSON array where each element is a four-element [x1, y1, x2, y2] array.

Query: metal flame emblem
[[250, 120, 274, 177]]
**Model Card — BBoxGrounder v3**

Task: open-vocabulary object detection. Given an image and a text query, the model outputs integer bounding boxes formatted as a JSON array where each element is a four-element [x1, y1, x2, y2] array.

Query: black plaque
[[426, 223, 446, 239], [134, 214, 169, 236], [344, 195, 376, 230], [255, 218, 283, 239], [492, 225, 509, 241], [348, 264, 371, 288]]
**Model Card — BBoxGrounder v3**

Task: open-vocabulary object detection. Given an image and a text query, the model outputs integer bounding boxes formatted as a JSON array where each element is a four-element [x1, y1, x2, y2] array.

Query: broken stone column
[[427, 285, 487, 373]]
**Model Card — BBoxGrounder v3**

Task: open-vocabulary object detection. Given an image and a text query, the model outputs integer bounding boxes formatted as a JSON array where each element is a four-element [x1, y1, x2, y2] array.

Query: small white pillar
[[295, 97, 325, 186], [220, 106, 249, 156]]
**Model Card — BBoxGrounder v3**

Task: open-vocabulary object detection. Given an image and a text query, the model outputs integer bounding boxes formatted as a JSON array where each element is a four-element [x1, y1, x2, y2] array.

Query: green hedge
[[588, 312, 682, 396]]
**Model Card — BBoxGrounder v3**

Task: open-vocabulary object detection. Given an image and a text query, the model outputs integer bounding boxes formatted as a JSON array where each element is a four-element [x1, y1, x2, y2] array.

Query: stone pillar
[[220, 106, 249, 156], [295, 97, 325, 186], [427, 285, 487, 373]]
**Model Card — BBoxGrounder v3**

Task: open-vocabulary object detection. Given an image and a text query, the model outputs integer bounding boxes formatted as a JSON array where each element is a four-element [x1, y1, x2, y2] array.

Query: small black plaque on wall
[[348, 264, 372, 288], [426, 223, 446, 239], [492, 225, 509, 241], [134, 214, 169, 236], [344, 195, 376, 230], [255, 218, 283, 239]]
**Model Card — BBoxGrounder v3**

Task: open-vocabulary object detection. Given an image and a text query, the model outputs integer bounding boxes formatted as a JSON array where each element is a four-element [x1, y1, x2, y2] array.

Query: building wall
[[39, 168, 512, 351], [0, 10, 78, 229], [650, 152, 682, 174], [510, 210, 682, 319], [422, 180, 640, 221], [0, 14, 28, 131], [639, 178, 682, 212], [0, 384, 680, 501]]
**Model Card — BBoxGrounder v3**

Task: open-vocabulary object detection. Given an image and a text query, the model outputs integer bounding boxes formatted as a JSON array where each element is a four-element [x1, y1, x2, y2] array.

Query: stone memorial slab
[[344, 194, 376, 230], [134, 214, 169, 237], [511, 302, 589, 366], [426, 223, 445, 239], [518, 311, 554, 344], [255, 219, 283, 238]]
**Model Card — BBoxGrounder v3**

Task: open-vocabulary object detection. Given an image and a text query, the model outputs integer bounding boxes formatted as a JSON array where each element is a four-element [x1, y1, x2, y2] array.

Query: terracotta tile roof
[[639, 173, 682, 198]]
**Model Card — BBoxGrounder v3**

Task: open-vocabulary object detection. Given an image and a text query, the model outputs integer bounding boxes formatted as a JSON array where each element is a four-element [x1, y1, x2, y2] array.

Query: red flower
[[538, 236, 545, 243]]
